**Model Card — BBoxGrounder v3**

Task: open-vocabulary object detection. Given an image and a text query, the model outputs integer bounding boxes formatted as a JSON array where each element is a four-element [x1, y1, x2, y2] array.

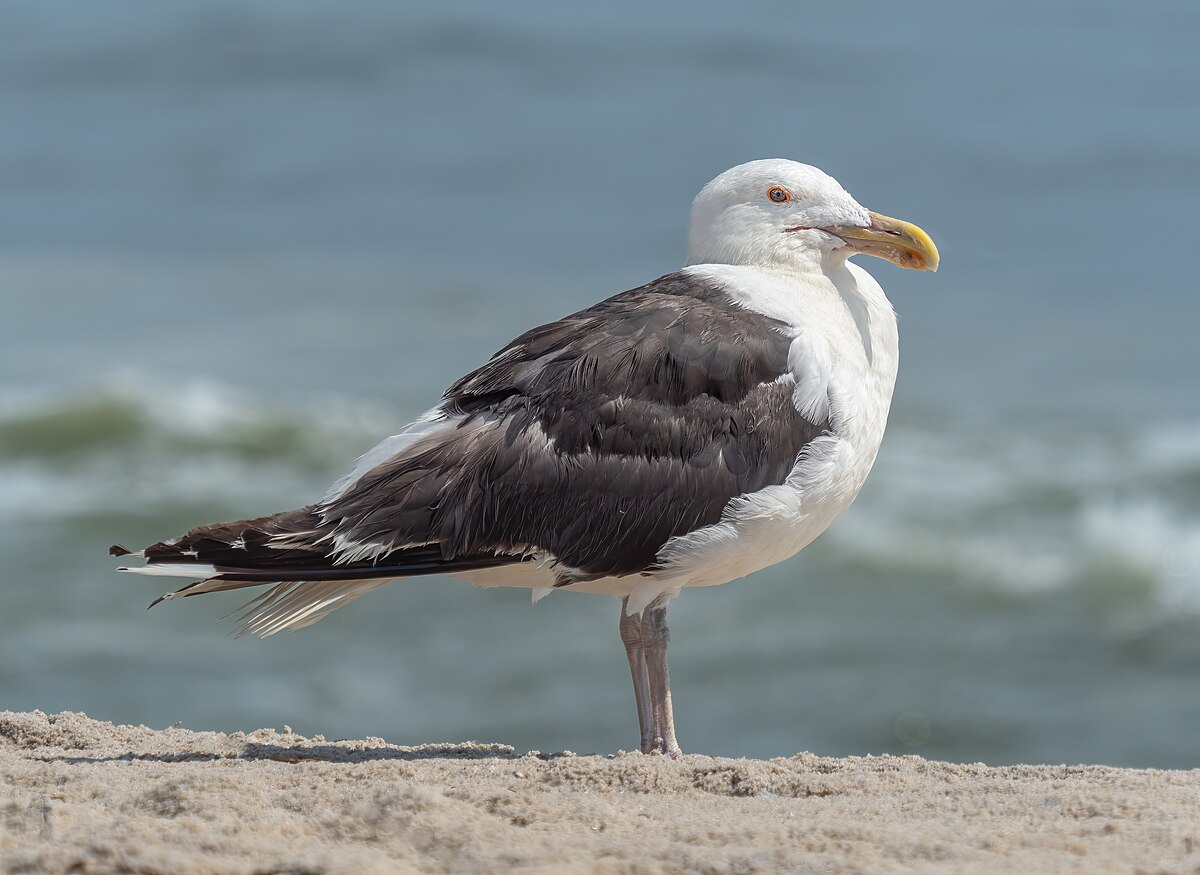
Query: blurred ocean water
[[1, 0, 1198, 766]]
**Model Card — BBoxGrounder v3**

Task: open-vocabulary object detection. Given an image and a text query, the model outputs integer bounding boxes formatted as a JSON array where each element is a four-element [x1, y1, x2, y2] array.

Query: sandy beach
[[0, 711, 1196, 874]]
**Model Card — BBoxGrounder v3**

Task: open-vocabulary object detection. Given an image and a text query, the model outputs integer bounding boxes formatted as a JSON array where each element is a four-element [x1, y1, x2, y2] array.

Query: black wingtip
[[109, 544, 132, 557], [147, 594, 167, 610]]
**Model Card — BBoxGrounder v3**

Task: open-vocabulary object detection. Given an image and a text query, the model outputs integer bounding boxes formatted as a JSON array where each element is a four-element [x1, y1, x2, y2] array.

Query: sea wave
[[0, 377, 400, 520], [829, 422, 1200, 612], [2, 378, 1198, 611]]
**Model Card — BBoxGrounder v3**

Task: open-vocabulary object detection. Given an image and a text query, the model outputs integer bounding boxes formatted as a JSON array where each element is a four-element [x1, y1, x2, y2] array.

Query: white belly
[[653, 433, 869, 585]]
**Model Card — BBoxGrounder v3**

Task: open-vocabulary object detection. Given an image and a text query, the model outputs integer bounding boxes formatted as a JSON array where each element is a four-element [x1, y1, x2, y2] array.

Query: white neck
[[687, 226, 834, 273]]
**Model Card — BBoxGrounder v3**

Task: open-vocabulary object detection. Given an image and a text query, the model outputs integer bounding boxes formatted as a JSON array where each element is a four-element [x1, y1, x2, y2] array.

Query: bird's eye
[[767, 186, 791, 204]]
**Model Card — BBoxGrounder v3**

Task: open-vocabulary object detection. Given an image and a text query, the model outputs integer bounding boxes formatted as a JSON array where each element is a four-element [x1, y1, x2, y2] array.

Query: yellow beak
[[824, 211, 939, 272]]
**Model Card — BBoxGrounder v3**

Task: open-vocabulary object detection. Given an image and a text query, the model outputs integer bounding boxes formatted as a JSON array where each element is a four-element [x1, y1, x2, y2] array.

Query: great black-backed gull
[[111, 159, 939, 756]]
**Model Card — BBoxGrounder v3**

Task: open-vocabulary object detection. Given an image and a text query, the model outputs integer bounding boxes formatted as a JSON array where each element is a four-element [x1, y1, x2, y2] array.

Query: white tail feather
[[118, 563, 218, 579]]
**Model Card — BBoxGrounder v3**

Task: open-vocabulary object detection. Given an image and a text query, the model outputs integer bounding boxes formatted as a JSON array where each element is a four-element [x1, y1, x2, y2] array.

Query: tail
[[111, 506, 516, 636]]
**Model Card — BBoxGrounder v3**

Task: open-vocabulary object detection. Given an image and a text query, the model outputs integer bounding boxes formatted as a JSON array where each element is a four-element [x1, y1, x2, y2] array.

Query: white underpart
[[463, 256, 900, 615]]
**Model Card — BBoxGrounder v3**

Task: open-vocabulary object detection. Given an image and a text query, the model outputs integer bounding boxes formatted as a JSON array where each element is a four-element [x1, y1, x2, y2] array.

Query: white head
[[687, 159, 938, 273]]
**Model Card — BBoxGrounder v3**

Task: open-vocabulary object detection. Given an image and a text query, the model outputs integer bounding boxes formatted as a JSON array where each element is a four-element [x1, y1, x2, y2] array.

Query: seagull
[[111, 159, 938, 757]]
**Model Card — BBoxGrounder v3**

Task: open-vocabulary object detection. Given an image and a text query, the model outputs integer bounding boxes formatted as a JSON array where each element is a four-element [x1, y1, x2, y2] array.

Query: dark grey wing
[[321, 272, 830, 582]]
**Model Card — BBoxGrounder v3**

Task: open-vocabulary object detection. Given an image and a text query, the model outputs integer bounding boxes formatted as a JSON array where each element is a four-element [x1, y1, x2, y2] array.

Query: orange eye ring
[[767, 186, 791, 204]]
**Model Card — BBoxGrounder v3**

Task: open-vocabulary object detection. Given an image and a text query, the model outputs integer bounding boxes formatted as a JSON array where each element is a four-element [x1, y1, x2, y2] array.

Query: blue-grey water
[[2, 1, 1198, 767]]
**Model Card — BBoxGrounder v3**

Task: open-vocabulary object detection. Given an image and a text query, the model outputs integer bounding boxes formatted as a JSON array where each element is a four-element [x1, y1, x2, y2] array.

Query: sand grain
[[1, 710, 1196, 874]]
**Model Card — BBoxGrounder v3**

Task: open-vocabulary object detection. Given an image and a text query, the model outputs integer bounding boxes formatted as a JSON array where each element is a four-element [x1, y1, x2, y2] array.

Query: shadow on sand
[[37, 740, 525, 765]]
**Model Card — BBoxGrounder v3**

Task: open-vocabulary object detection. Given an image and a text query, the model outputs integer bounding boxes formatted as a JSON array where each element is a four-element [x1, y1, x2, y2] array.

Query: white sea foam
[[824, 424, 1200, 611]]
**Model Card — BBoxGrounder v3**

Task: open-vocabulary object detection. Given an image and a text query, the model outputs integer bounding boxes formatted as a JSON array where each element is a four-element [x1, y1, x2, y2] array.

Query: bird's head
[[687, 159, 938, 273]]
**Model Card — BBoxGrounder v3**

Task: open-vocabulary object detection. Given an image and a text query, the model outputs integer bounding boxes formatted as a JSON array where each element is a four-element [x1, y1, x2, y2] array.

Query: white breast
[[647, 260, 899, 599]]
